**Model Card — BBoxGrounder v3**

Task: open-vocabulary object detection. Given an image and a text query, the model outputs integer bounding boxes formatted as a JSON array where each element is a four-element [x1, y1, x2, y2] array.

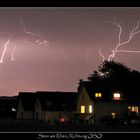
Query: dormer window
[[113, 93, 120, 100], [95, 93, 102, 98]]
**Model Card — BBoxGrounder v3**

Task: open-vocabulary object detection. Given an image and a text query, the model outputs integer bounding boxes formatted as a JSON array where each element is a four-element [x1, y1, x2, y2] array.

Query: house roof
[[36, 91, 77, 111], [17, 91, 77, 111], [17, 92, 36, 111], [78, 81, 109, 100], [78, 80, 140, 103]]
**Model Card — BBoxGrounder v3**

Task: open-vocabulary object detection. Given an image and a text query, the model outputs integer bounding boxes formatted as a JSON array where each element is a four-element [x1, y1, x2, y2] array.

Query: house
[[75, 81, 140, 125], [16, 91, 77, 124], [16, 81, 140, 126], [16, 92, 36, 119], [34, 91, 77, 124]]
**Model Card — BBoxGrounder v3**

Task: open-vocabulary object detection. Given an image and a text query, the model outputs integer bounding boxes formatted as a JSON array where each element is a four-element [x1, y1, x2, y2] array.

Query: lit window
[[89, 105, 92, 113], [81, 105, 85, 113], [113, 93, 120, 100], [128, 106, 138, 114], [99, 93, 102, 97], [111, 112, 116, 118], [95, 93, 102, 97]]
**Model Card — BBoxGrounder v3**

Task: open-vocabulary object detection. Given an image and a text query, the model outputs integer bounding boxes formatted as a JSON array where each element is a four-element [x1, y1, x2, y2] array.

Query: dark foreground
[[0, 119, 140, 132]]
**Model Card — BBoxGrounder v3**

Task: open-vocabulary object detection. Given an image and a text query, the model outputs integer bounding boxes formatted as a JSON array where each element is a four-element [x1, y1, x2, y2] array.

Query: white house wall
[[16, 99, 34, 119], [76, 87, 94, 114]]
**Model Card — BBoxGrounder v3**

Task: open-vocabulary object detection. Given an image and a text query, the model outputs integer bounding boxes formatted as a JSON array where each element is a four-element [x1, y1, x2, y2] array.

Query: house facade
[[75, 81, 140, 125], [16, 81, 140, 126], [16, 91, 77, 124], [16, 92, 36, 119]]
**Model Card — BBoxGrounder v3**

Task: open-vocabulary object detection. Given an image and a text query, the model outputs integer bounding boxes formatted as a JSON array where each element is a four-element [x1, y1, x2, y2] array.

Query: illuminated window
[[111, 112, 116, 118], [95, 93, 102, 97], [113, 93, 120, 100], [89, 105, 92, 113], [128, 106, 138, 114], [81, 105, 85, 113]]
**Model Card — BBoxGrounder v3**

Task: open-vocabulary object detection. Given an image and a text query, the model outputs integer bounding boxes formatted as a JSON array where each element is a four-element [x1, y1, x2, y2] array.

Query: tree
[[88, 60, 131, 81], [87, 60, 140, 100]]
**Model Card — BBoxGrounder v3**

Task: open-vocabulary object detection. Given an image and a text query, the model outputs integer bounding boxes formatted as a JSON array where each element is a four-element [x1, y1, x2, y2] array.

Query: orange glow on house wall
[[60, 117, 65, 122]]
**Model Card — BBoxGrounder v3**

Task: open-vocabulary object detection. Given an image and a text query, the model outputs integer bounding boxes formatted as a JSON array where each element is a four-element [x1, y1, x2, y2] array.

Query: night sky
[[0, 7, 140, 96]]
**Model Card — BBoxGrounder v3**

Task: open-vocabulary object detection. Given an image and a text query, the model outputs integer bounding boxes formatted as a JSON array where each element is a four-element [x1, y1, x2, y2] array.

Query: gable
[[77, 86, 92, 107]]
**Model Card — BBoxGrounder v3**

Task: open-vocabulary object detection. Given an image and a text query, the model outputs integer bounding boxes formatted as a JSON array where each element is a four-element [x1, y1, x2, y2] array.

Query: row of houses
[[16, 81, 140, 125]]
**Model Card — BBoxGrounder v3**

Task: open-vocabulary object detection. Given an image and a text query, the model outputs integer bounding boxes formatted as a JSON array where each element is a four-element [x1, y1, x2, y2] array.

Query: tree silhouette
[[87, 60, 140, 100]]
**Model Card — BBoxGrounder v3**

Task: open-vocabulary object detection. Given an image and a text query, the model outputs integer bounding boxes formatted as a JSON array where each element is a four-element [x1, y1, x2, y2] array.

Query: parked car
[[130, 118, 140, 125], [100, 115, 126, 126]]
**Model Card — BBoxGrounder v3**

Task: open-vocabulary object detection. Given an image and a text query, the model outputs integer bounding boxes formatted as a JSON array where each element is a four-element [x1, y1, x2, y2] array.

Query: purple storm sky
[[0, 7, 140, 96]]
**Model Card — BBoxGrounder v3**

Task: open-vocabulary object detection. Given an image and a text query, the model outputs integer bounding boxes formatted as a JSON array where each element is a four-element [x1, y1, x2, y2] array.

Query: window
[[128, 106, 138, 114], [36, 102, 39, 107], [82, 93, 84, 100], [89, 105, 92, 113], [21, 112, 23, 118], [81, 105, 85, 113], [36, 112, 38, 119], [113, 93, 120, 100], [95, 93, 102, 97]]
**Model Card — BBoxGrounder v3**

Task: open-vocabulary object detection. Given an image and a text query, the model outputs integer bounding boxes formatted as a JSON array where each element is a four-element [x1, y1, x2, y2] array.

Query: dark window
[[21, 112, 23, 118], [82, 93, 84, 100], [36, 112, 38, 119], [36, 102, 39, 108]]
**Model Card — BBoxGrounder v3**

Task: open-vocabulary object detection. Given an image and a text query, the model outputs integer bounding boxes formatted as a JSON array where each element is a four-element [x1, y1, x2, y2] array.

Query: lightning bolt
[[0, 36, 10, 63], [98, 48, 105, 62], [11, 45, 16, 61], [19, 17, 49, 47], [99, 20, 140, 62], [0, 17, 50, 65]]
